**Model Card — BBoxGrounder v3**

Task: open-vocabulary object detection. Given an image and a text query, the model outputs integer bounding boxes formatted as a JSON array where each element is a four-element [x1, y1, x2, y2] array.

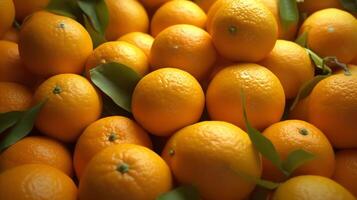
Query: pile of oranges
[[0, 0, 357, 199]]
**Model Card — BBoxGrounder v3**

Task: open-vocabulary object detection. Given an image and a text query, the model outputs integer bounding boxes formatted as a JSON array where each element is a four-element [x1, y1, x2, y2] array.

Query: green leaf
[[0, 100, 46, 151], [157, 185, 199, 200], [279, 0, 299, 31], [90, 62, 141, 112], [46, 0, 80, 19], [305, 49, 332, 75], [339, 0, 357, 12], [83, 14, 106, 47], [77, 0, 109, 35], [282, 149, 315, 176], [295, 31, 308, 47], [0, 111, 23, 134], [101, 94, 132, 117], [233, 169, 280, 190]]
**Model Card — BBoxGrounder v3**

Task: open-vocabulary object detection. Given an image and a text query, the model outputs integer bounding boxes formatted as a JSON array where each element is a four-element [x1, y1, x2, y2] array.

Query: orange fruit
[[1, 27, 19, 43], [262, 120, 335, 182], [272, 175, 356, 200], [0, 82, 32, 113], [150, 0, 207, 37], [206, 63, 285, 131], [308, 73, 357, 148], [12, 0, 49, 21], [132, 68, 205, 136], [299, 8, 357, 64], [0, 0, 15, 37], [117, 32, 154, 57], [209, 0, 278, 62], [194, 0, 218, 12], [85, 41, 149, 77], [34, 74, 102, 143], [298, 0, 342, 15], [0, 136, 72, 176], [79, 144, 172, 200], [138, 0, 170, 9], [19, 11, 92, 77], [74, 116, 152, 179], [288, 97, 310, 121], [105, 0, 149, 40], [0, 164, 77, 200], [332, 149, 357, 197], [150, 24, 216, 80], [259, 40, 314, 99], [206, 0, 232, 33], [162, 121, 262, 200]]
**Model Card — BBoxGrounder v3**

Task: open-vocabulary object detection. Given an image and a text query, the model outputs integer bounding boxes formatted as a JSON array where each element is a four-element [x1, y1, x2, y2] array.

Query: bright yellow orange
[[0, 164, 77, 200], [272, 175, 356, 200], [138, 0, 170, 9], [308, 73, 357, 148], [12, 0, 49, 21], [194, 0, 218, 12], [79, 144, 172, 200], [105, 0, 149, 40], [34, 74, 102, 143], [19, 11, 93, 77], [298, 0, 342, 15], [206, 0, 232, 33], [288, 97, 310, 122], [150, 24, 216, 80], [206, 63, 285, 131], [85, 41, 149, 76], [74, 116, 152, 179], [150, 0, 207, 37], [132, 68, 205, 136], [0, 82, 32, 113], [0, 136, 72, 176], [1, 27, 19, 43], [0, 0, 15, 37], [162, 121, 262, 200], [117, 32, 154, 57], [299, 8, 357, 64]]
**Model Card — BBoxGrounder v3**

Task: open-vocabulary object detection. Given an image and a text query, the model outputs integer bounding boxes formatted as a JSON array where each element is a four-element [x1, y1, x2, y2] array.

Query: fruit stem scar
[[228, 25, 238, 34], [59, 23, 65, 29], [169, 149, 175, 156], [117, 163, 130, 174], [299, 128, 309, 136], [108, 133, 118, 142], [52, 85, 62, 94]]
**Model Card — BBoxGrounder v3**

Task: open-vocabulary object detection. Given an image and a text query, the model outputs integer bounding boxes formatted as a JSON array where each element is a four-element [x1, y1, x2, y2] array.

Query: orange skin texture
[[299, 8, 357, 64], [85, 41, 149, 77], [0, 0, 14, 37], [150, 24, 217, 80], [209, 0, 278, 62], [105, 0, 149, 40], [0, 136, 73, 176], [308, 74, 357, 148], [12, 0, 49, 21], [117, 32, 154, 57], [262, 120, 335, 182], [332, 149, 357, 197], [1, 27, 19, 43], [194, 0, 219, 12], [79, 144, 172, 200], [19, 11, 93, 77], [138, 0, 170, 9], [34, 74, 102, 143], [272, 175, 356, 200], [288, 97, 310, 122], [0, 82, 32, 113], [132, 68, 205, 136], [259, 40, 314, 99], [162, 121, 262, 200], [206, 63, 285, 131], [298, 0, 342, 15], [74, 116, 152, 179], [150, 0, 207, 37]]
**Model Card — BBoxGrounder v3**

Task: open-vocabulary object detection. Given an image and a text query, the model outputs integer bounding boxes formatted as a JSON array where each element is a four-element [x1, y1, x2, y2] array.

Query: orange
[[34, 74, 102, 143], [79, 144, 172, 200], [0, 164, 77, 200], [288, 97, 310, 121], [259, 40, 314, 99], [85, 41, 149, 77], [206, 63, 285, 131], [132, 68, 205, 136], [298, 0, 342, 15], [105, 0, 149, 40], [0, 0, 15, 37], [308, 73, 357, 148], [1, 27, 19, 43], [209, 0, 277, 62], [12, 0, 49, 21], [117, 32, 154, 57], [262, 120, 335, 182], [138, 0, 170, 9], [162, 121, 262, 200], [332, 149, 357, 197], [299, 8, 357, 64], [194, 0, 218, 12], [19, 11, 93, 77], [206, 0, 232, 33], [272, 175, 356, 200], [150, 0, 207, 37], [0, 82, 32, 113], [150, 24, 216, 80], [74, 116, 152, 179], [0, 136, 72, 176]]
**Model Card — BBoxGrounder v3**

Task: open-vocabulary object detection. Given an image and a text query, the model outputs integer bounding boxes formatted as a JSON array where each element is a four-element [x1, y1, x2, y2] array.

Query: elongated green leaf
[[305, 49, 332, 74], [0, 100, 46, 151], [83, 14, 106, 47], [279, 0, 299, 31], [233, 169, 280, 190], [101, 94, 132, 117], [0, 111, 23, 134], [157, 185, 199, 200], [340, 0, 357, 12], [46, 0, 80, 19], [282, 149, 315, 176], [90, 62, 141, 112], [295, 32, 308, 47], [78, 0, 109, 35]]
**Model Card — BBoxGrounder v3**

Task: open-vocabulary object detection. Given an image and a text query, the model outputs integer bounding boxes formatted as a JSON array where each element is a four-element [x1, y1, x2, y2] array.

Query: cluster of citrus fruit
[[0, 0, 357, 199]]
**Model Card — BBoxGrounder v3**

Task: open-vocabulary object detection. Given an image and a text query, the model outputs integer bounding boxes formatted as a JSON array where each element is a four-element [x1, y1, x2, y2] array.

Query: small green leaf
[[83, 14, 106, 47], [0, 100, 46, 151], [46, 0, 81, 19], [279, 0, 299, 31], [305, 49, 332, 75], [157, 185, 199, 200], [295, 31, 308, 47], [282, 149, 315, 176], [0, 111, 23, 134], [339, 0, 357, 12], [101, 94, 132, 117], [90, 62, 141, 112], [233, 169, 280, 190], [77, 0, 109, 35]]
